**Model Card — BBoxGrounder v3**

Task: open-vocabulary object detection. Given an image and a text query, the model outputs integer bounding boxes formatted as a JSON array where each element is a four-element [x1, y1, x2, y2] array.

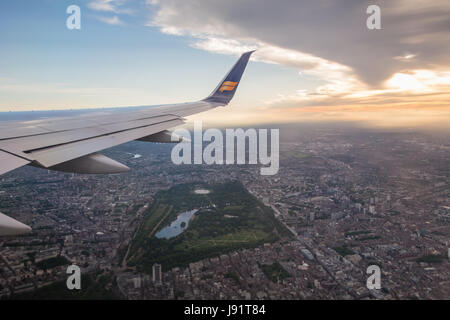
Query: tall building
[[152, 263, 162, 285], [132, 276, 141, 289]]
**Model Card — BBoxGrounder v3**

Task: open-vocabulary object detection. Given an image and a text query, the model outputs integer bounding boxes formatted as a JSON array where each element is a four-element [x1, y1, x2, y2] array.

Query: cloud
[[88, 0, 117, 12], [192, 37, 365, 97], [147, 0, 450, 87], [97, 15, 125, 25], [264, 69, 450, 116], [144, 0, 450, 129], [88, 0, 133, 14], [88, 0, 132, 25]]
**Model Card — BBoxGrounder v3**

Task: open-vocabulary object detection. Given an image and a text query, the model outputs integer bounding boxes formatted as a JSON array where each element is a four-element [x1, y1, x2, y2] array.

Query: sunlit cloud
[[184, 36, 450, 129], [146, 0, 450, 129], [394, 53, 417, 61]]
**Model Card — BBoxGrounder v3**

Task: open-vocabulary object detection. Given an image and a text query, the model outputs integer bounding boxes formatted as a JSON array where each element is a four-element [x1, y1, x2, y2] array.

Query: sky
[[0, 0, 449, 129]]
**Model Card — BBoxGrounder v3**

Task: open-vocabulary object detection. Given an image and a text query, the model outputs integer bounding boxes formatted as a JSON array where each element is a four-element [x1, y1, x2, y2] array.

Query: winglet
[[203, 51, 255, 105]]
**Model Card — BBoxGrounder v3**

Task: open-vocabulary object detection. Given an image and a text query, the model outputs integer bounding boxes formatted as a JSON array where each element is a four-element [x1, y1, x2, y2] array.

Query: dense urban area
[[0, 124, 449, 300]]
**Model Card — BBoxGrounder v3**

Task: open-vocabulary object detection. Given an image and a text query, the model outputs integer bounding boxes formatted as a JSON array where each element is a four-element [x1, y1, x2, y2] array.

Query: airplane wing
[[0, 51, 254, 235]]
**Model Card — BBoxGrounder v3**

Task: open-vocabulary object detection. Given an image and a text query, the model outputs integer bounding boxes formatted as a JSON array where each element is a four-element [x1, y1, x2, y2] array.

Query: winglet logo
[[219, 81, 238, 92]]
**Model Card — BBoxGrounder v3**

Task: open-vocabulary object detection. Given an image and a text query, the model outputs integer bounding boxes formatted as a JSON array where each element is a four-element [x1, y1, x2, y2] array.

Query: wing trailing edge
[[137, 130, 185, 143], [0, 212, 32, 236], [0, 150, 30, 175], [31, 152, 130, 174]]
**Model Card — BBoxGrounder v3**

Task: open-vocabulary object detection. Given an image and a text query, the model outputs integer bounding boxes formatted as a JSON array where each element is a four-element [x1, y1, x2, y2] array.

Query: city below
[[0, 124, 448, 300]]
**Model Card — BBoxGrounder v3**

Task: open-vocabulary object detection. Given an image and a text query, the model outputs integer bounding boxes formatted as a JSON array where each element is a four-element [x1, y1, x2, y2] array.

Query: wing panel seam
[[23, 118, 183, 154]]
